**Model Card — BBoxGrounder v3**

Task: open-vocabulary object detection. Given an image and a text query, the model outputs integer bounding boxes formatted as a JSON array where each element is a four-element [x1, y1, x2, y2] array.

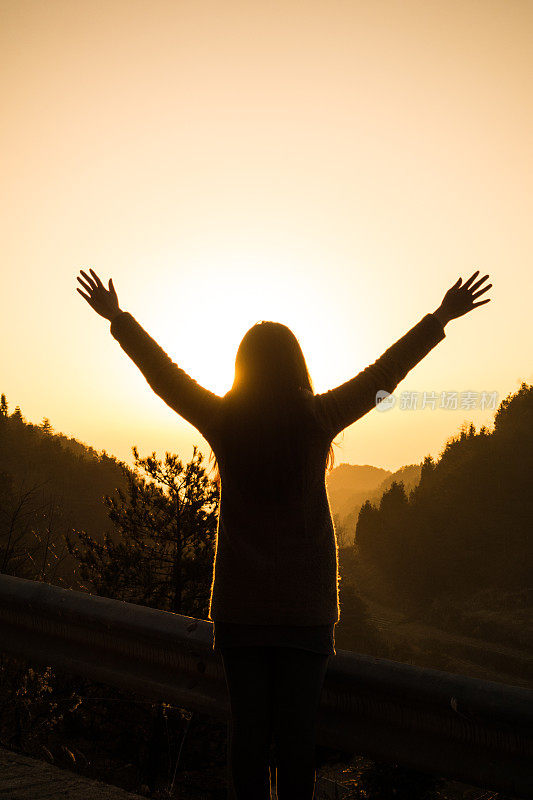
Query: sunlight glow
[[149, 242, 354, 397], [1, 0, 529, 470]]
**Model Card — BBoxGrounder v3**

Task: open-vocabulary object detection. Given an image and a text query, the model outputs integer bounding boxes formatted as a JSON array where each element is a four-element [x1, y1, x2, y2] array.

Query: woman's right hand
[[76, 268, 122, 321], [434, 271, 492, 326]]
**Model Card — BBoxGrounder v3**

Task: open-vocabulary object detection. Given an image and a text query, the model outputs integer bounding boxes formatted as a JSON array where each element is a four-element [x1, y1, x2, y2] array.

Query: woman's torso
[[207, 390, 341, 627]]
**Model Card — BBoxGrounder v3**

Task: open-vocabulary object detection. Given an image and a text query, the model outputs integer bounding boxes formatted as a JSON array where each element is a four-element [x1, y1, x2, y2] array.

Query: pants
[[219, 645, 330, 800]]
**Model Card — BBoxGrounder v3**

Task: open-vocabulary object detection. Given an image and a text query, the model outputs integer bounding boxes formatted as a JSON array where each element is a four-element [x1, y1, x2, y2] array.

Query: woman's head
[[231, 320, 313, 398], [208, 320, 336, 483]]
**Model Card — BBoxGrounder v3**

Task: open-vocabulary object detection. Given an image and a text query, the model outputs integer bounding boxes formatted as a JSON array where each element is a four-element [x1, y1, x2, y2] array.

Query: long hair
[[208, 321, 336, 486]]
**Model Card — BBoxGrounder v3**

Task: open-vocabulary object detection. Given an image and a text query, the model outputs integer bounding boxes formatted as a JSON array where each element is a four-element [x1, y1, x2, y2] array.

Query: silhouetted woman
[[77, 267, 491, 799]]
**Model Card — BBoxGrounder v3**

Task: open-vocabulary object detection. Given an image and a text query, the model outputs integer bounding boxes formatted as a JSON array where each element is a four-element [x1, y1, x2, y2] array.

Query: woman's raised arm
[[313, 271, 492, 440], [76, 268, 223, 440]]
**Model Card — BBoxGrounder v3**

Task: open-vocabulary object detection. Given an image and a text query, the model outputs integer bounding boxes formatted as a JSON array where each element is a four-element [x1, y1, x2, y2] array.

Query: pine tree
[[11, 405, 24, 422], [0, 394, 8, 416], [40, 417, 53, 435], [355, 499, 380, 559], [66, 445, 219, 618]]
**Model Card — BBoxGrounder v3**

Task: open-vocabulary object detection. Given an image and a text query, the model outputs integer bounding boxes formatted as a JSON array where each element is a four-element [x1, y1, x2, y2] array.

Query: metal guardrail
[[0, 574, 531, 798]]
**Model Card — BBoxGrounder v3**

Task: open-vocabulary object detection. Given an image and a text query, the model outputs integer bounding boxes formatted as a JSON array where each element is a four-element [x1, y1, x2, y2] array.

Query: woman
[[76, 268, 491, 799]]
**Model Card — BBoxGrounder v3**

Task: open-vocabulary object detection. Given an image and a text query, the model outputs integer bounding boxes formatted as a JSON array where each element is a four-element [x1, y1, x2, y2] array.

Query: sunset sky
[[1, 0, 531, 474]]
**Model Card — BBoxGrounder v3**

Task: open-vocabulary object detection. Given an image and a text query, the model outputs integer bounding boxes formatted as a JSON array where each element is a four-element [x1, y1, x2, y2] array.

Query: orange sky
[[1, 0, 531, 473]]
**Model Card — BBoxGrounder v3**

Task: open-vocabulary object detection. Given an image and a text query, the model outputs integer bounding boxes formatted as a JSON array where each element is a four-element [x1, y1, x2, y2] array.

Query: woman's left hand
[[434, 270, 492, 327], [76, 268, 122, 321]]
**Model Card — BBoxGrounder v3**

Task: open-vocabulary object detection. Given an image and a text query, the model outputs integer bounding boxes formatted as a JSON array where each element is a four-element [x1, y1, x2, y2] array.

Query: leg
[[220, 646, 275, 800], [271, 648, 330, 800]]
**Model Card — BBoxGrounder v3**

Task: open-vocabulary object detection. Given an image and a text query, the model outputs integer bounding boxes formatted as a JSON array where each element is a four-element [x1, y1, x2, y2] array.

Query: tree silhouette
[[353, 382, 533, 618], [0, 474, 64, 579], [355, 499, 381, 561], [11, 405, 24, 423], [40, 417, 53, 435], [66, 445, 219, 617]]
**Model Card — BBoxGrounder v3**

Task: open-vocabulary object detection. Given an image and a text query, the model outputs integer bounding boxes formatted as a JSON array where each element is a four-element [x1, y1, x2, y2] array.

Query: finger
[[79, 269, 97, 289], [453, 277, 462, 287], [463, 270, 480, 289], [471, 283, 492, 299], [109, 277, 117, 295], [470, 274, 490, 292], [76, 288, 93, 302], [471, 298, 491, 308], [89, 268, 105, 289], [77, 276, 94, 293]]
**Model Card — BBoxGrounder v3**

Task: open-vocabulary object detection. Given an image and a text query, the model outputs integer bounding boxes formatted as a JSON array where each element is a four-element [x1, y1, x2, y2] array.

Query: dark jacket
[[110, 311, 445, 625]]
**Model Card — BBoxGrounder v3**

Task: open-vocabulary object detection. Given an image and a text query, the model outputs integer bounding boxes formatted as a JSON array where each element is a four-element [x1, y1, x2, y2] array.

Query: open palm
[[439, 271, 492, 321], [76, 268, 121, 321]]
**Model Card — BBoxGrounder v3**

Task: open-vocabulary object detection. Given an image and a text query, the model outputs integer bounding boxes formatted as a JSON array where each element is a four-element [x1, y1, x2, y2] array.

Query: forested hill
[[0, 395, 131, 582], [326, 463, 391, 519], [326, 462, 422, 547], [353, 381, 533, 625]]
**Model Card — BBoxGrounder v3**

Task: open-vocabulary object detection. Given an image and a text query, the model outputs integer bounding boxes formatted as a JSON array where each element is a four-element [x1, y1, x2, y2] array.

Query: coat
[[110, 311, 446, 625]]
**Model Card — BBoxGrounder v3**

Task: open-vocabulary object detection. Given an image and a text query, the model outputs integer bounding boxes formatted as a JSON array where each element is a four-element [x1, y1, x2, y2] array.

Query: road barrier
[[0, 574, 531, 797]]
